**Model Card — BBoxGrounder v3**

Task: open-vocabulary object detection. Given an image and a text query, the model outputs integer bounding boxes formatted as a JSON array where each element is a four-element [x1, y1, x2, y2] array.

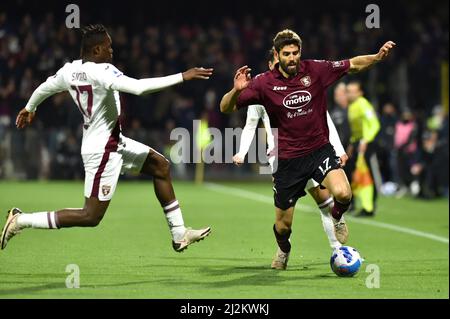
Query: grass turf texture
[[0, 181, 448, 299]]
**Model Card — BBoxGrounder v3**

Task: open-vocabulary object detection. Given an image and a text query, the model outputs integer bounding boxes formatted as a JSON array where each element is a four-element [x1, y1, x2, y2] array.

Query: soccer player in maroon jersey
[[220, 29, 395, 269]]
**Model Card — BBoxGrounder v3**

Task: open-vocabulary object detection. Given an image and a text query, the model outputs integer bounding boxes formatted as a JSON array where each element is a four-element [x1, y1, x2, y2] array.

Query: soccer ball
[[330, 246, 363, 277]]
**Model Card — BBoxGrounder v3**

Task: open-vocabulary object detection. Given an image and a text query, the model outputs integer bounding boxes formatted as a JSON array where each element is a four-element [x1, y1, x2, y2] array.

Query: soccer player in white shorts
[[1, 24, 212, 253], [232, 48, 349, 269]]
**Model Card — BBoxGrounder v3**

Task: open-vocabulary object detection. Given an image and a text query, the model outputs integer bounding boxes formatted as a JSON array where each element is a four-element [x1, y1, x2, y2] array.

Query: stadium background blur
[[0, 0, 448, 199]]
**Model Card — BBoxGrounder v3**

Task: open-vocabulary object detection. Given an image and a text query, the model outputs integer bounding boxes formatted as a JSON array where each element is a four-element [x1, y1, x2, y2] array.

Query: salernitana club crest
[[300, 76, 311, 87]]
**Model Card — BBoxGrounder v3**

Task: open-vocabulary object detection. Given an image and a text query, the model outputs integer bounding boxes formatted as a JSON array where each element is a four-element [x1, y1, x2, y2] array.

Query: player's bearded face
[[279, 44, 301, 76]]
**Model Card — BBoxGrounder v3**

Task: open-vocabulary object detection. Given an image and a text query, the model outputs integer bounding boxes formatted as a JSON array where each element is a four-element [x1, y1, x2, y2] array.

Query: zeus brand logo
[[282, 90, 312, 109], [273, 86, 287, 91]]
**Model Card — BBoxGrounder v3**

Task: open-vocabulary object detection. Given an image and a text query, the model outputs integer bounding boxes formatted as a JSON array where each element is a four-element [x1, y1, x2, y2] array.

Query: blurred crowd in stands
[[0, 1, 448, 198]]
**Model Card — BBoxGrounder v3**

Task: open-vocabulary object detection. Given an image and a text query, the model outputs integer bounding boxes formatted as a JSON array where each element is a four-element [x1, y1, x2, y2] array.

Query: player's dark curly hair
[[273, 29, 302, 53], [267, 47, 276, 64], [80, 24, 108, 57]]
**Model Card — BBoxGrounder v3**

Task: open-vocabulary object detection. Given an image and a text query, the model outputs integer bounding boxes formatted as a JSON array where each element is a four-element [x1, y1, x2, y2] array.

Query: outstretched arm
[[111, 67, 213, 96], [220, 66, 252, 113], [349, 41, 396, 74], [233, 106, 261, 165]]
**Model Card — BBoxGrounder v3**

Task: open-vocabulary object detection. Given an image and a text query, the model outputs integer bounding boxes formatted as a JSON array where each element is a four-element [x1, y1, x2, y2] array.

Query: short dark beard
[[279, 60, 298, 76]]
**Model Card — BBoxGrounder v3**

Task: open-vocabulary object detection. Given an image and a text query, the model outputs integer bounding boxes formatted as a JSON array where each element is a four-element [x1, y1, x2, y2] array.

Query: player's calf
[[75, 208, 105, 227], [331, 191, 352, 221], [152, 158, 171, 180], [273, 224, 291, 255], [322, 170, 352, 220], [272, 212, 292, 270], [141, 149, 212, 252], [141, 148, 171, 180], [53, 197, 109, 228]]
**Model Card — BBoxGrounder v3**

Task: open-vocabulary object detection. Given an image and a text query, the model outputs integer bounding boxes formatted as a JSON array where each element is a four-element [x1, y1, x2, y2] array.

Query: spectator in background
[[394, 109, 420, 197], [414, 107, 449, 198], [51, 131, 82, 180], [0, 3, 448, 193], [330, 82, 351, 150], [377, 102, 399, 187], [437, 113, 449, 197]]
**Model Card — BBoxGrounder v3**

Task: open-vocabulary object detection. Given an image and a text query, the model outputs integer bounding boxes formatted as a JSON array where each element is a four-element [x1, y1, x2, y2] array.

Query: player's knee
[[334, 186, 352, 203], [275, 222, 292, 234], [81, 208, 104, 227], [155, 159, 171, 179], [86, 215, 103, 227]]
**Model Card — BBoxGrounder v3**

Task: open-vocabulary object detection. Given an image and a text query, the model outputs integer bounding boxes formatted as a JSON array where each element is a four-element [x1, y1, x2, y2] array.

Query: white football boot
[[1, 208, 24, 250], [172, 226, 211, 252], [271, 247, 290, 270], [332, 215, 349, 244]]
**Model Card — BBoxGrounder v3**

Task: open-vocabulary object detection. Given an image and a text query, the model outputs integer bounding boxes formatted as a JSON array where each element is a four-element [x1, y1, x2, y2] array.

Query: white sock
[[318, 198, 341, 249], [163, 200, 186, 241], [16, 211, 59, 229]]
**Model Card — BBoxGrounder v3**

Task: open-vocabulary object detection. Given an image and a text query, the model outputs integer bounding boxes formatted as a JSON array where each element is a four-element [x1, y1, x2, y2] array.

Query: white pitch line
[[205, 182, 449, 245]]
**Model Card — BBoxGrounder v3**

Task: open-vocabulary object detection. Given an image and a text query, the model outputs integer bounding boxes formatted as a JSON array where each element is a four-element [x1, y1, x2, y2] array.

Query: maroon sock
[[273, 224, 291, 253], [331, 199, 351, 220]]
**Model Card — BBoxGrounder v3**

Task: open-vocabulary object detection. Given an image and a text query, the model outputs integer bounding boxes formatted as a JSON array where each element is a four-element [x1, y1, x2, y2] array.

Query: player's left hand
[[375, 41, 396, 61], [182, 67, 214, 81], [16, 108, 35, 129], [232, 154, 244, 166], [339, 154, 349, 167]]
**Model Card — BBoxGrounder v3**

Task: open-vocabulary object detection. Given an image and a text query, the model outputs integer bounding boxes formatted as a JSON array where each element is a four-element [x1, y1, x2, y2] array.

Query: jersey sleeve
[[258, 105, 275, 154], [248, 104, 263, 119], [96, 63, 124, 89], [361, 101, 381, 143], [236, 105, 261, 158], [327, 111, 346, 157], [99, 63, 183, 95], [236, 77, 262, 109], [25, 64, 69, 112], [312, 59, 350, 89]]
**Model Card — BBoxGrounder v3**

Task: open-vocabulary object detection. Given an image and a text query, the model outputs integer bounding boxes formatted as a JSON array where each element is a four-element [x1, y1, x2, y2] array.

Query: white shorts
[[306, 178, 320, 190], [82, 136, 152, 201]]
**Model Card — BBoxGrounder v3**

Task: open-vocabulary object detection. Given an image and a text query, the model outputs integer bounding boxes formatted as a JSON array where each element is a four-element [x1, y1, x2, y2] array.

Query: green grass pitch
[[0, 180, 448, 299]]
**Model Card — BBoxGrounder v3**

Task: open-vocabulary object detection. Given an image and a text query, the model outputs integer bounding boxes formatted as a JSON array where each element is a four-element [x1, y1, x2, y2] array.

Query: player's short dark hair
[[273, 29, 302, 53], [267, 47, 276, 64], [80, 24, 108, 57]]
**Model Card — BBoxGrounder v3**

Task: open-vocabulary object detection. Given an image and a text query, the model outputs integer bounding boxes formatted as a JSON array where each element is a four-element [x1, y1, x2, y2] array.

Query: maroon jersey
[[237, 59, 350, 159]]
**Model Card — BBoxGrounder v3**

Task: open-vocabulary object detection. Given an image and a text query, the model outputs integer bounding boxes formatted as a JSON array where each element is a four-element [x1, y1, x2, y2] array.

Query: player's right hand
[[182, 67, 214, 81], [232, 154, 244, 166], [375, 41, 396, 61], [16, 108, 35, 129], [233, 65, 252, 91], [339, 154, 349, 167]]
